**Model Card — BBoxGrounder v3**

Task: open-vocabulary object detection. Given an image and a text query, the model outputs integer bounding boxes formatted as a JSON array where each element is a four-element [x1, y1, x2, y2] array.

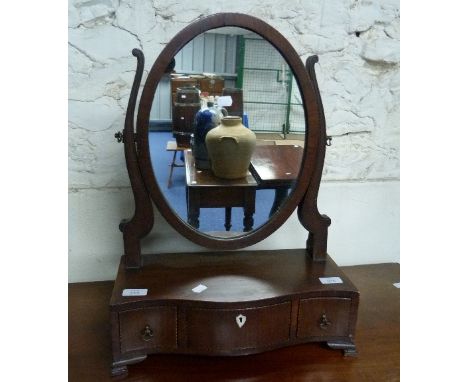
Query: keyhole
[[236, 314, 246, 328]]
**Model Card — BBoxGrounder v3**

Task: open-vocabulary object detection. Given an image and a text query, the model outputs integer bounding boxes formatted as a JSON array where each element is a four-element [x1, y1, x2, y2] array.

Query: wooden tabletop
[[185, 149, 257, 188], [69, 262, 399, 381], [250, 145, 303, 188]]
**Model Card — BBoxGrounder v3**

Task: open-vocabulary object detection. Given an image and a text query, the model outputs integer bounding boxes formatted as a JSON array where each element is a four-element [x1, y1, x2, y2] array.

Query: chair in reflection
[[166, 141, 187, 188]]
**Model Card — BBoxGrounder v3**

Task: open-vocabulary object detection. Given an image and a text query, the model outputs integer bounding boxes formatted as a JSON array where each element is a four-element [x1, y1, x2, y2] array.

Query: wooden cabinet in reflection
[[170, 75, 226, 147]]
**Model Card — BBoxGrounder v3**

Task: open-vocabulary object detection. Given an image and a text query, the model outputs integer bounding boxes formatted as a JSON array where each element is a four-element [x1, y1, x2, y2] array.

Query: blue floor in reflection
[[149, 131, 276, 234]]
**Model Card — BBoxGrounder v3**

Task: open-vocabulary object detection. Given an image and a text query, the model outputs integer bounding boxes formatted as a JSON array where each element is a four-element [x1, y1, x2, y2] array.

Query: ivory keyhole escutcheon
[[236, 314, 246, 328]]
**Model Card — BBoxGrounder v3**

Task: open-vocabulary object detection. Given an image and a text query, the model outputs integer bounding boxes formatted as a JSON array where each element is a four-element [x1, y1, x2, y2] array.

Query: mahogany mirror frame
[[121, 12, 330, 266]]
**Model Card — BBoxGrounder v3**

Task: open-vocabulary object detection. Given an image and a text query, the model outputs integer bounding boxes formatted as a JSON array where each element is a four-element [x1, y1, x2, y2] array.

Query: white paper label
[[217, 96, 233, 107], [122, 288, 148, 296], [319, 277, 343, 284], [393, 282, 400, 288], [192, 284, 207, 293], [181, 94, 186, 98]]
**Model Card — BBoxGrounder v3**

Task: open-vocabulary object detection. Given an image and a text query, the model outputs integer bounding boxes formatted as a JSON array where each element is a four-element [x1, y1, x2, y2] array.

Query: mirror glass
[[149, 27, 305, 238]]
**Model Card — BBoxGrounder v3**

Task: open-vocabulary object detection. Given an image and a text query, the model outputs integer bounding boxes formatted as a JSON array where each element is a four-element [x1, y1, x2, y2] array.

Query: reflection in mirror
[[149, 27, 305, 238]]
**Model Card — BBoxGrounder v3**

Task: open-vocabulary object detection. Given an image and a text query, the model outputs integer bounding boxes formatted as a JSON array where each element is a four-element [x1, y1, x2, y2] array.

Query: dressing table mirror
[[150, 26, 305, 236], [111, 13, 359, 377]]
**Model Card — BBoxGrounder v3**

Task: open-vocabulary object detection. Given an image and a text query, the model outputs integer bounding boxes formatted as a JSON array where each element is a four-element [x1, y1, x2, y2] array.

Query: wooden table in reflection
[[249, 144, 303, 217], [184, 150, 257, 232]]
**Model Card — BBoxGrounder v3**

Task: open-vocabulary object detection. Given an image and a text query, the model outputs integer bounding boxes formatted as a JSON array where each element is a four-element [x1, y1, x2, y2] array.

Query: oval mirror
[[136, 13, 320, 250], [148, 27, 305, 238]]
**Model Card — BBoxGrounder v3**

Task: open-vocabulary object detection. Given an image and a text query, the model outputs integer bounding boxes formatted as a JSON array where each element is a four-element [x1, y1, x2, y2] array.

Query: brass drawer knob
[[319, 313, 332, 330], [141, 325, 154, 341]]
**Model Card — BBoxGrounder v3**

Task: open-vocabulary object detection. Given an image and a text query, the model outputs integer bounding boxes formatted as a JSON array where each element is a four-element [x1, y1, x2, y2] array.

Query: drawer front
[[297, 297, 351, 338], [119, 307, 177, 353], [172, 104, 199, 133], [198, 187, 251, 208], [175, 87, 200, 103], [186, 302, 291, 352]]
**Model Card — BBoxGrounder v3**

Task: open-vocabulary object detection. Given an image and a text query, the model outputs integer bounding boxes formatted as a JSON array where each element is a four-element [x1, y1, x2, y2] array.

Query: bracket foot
[[327, 340, 358, 357], [111, 364, 128, 377], [111, 355, 147, 377]]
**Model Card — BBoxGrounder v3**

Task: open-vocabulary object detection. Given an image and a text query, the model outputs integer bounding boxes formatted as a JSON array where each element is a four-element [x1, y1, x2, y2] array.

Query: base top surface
[[111, 249, 358, 309]]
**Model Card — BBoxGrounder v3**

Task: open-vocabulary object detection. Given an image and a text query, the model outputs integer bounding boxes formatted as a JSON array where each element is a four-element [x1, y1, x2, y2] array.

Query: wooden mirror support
[[110, 13, 359, 377]]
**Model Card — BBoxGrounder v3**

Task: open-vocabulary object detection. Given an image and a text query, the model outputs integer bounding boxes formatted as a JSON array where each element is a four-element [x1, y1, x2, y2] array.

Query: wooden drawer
[[297, 297, 351, 338], [171, 78, 198, 92], [198, 187, 254, 208], [119, 307, 177, 353], [172, 103, 199, 133], [186, 302, 291, 352], [175, 86, 200, 103]]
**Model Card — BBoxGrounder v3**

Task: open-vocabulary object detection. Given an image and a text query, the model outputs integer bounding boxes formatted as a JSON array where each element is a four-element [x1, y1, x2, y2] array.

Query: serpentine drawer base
[[110, 249, 359, 377]]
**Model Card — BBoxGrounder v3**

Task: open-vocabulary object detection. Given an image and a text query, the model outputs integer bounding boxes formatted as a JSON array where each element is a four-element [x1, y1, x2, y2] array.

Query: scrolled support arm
[[297, 55, 331, 261]]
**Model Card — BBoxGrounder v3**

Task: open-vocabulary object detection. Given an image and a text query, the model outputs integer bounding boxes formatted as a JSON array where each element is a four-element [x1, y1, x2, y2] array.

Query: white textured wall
[[68, 0, 400, 282]]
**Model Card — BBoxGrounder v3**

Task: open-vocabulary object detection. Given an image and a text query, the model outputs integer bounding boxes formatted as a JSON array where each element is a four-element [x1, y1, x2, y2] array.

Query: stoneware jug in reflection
[[205, 116, 256, 179]]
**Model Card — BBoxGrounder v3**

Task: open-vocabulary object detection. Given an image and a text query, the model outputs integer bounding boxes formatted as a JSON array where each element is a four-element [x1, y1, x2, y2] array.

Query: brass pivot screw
[[115, 131, 124, 143]]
